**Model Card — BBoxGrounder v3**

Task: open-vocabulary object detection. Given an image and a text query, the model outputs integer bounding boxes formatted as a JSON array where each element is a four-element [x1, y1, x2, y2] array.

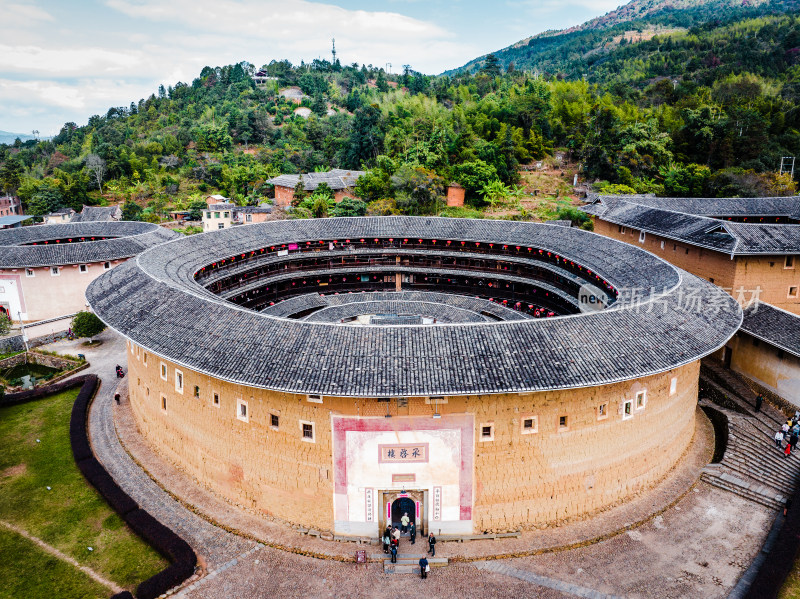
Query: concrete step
[[702, 472, 785, 511], [383, 563, 420, 574]]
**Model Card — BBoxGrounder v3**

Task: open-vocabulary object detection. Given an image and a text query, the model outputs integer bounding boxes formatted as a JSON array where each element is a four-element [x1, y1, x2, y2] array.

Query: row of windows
[[205, 211, 231, 219], [25, 262, 112, 277], [478, 389, 651, 441]]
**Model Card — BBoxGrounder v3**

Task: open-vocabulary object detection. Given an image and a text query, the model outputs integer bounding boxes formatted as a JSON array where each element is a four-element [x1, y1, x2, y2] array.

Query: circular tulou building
[[86, 217, 741, 537], [0, 221, 178, 322]]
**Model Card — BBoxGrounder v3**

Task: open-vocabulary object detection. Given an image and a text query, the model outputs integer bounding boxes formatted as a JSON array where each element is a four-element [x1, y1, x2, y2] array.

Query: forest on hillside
[[2, 8, 800, 225]]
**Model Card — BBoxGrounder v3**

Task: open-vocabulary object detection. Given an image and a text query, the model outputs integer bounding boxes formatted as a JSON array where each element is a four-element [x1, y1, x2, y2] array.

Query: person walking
[[776, 430, 785, 448], [427, 532, 436, 557], [114, 393, 121, 405], [792, 432, 799, 451], [419, 556, 429, 579], [786, 442, 793, 459], [400, 512, 410, 533], [390, 542, 397, 564], [755, 394, 763, 412], [409, 522, 416, 545]]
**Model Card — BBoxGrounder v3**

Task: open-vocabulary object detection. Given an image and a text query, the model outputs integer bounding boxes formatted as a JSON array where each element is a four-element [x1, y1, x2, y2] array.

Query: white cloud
[[0, 1, 54, 26]]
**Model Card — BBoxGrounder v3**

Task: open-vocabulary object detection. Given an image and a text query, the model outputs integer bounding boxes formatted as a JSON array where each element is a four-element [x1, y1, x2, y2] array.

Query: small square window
[[214, 212, 220, 218], [25, 268, 34, 277], [623, 400, 633, 420], [160, 363, 167, 381], [789, 286, 798, 299], [175, 370, 183, 393], [307, 394, 323, 404], [618, 225, 626, 234], [218, 223, 225, 229], [271, 414, 280, 429], [660, 240, 665, 249], [670, 377, 678, 396], [213, 392, 220, 407], [636, 390, 647, 410], [639, 231, 646, 243], [597, 403, 609, 421], [559, 415, 568, 430], [301, 420, 315, 442], [246, 214, 252, 222], [194, 385, 200, 398], [79, 264, 88, 273], [673, 244, 677, 251], [786, 256, 795, 269], [224, 212, 230, 218], [161, 395, 167, 412], [50, 266, 60, 276], [236, 398, 249, 423], [143, 352, 148, 366], [103, 262, 111, 270], [685, 248, 690, 255], [521, 415, 538, 435]]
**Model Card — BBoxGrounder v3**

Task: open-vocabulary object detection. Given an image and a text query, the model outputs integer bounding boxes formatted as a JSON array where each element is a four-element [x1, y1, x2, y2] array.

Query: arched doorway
[[391, 497, 415, 529]]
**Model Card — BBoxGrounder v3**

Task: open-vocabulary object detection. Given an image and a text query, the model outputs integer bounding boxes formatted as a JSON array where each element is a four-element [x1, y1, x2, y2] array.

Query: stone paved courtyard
[[45, 330, 778, 598]]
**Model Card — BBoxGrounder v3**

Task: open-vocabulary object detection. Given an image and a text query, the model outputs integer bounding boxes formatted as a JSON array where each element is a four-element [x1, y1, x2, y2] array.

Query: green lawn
[[0, 388, 167, 595]]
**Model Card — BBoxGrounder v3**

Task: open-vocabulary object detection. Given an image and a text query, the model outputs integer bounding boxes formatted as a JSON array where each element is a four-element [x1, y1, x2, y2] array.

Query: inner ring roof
[[86, 216, 742, 396]]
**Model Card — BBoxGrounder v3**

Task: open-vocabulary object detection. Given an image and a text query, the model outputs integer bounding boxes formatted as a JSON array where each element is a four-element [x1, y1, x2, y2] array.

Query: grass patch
[[780, 560, 800, 598], [0, 388, 167, 592], [0, 527, 110, 599]]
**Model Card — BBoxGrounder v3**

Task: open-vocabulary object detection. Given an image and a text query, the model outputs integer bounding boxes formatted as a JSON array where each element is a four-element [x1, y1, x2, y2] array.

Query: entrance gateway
[[331, 414, 474, 538]]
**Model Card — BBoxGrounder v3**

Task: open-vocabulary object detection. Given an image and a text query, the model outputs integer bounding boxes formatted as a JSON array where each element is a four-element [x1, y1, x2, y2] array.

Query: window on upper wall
[[50, 266, 60, 276], [307, 394, 323, 404], [103, 262, 111, 270], [789, 286, 798, 299], [160, 362, 167, 381], [636, 390, 647, 410], [161, 395, 167, 412], [79, 264, 88, 273], [479, 423, 494, 441], [639, 231, 646, 243], [558, 415, 569, 430], [236, 398, 249, 423], [786, 256, 795, 269], [175, 370, 183, 393], [670, 377, 678, 396], [660, 241, 665, 250], [212, 392, 220, 407], [25, 268, 34, 277], [623, 400, 633, 420], [301, 420, 315, 442], [521, 415, 538, 434], [143, 352, 148, 366], [597, 403, 609, 421], [270, 413, 280, 429], [618, 225, 626, 234], [194, 385, 200, 398]]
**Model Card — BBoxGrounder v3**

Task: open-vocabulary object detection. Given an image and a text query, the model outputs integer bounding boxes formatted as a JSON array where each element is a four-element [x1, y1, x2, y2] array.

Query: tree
[[27, 183, 64, 216], [375, 70, 389, 93], [122, 200, 143, 221], [85, 154, 107, 193], [187, 198, 208, 221], [0, 155, 24, 195], [332, 197, 367, 217], [481, 53, 502, 77], [0, 313, 11, 336], [452, 160, 499, 201], [71, 311, 106, 343]]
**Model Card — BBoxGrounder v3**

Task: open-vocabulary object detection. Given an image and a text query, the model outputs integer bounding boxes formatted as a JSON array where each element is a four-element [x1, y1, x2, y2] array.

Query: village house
[[266, 169, 366, 207], [0, 194, 21, 217], [70, 204, 123, 222], [44, 207, 76, 224], [201, 203, 272, 231]]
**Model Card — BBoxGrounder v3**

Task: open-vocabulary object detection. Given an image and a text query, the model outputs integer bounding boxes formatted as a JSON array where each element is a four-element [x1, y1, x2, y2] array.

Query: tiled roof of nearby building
[[741, 302, 800, 359], [544, 219, 573, 227], [0, 222, 179, 267], [267, 169, 366, 191], [70, 205, 121, 223], [594, 194, 800, 219], [583, 196, 800, 255], [208, 204, 236, 210], [86, 217, 740, 397], [0, 215, 32, 228], [50, 207, 76, 215], [236, 206, 272, 214]]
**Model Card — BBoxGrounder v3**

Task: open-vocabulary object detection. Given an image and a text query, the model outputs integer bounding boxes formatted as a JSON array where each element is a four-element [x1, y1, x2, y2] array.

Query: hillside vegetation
[[2, 3, 800, 224]]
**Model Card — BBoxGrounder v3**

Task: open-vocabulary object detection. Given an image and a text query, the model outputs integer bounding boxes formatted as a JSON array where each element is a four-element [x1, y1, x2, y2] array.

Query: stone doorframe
[[379, 489, 427, 537]]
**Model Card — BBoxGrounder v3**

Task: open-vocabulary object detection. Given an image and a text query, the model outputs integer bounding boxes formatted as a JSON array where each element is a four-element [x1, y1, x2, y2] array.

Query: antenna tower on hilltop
[[331, 37, 337, 64]]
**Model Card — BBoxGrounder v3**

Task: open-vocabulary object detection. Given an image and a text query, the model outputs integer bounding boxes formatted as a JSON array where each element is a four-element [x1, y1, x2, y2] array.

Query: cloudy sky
[[0, 0, 621, 136]]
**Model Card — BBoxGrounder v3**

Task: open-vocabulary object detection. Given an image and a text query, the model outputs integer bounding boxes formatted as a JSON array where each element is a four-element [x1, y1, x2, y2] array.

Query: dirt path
[[0, 519, 123, 594]]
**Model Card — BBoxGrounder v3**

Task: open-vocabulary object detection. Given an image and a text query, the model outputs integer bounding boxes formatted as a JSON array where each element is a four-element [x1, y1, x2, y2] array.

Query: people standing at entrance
[[755, 394, 763, 412], [427, 532, 436, 557], [390, 543, 397, 563], [409, 522, 416, 544], [419, 556, 429, 579], [400, 512, 410, 533], [382, 531, 390, 553], [392, 526, 400, 545]]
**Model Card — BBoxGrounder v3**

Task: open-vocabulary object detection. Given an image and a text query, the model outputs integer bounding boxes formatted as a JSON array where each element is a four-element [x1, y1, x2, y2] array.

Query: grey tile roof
[[305, 301, 488, 324], [0, 222, 179, 267], [266, 169, 365, 192], [70, 205, 122, 222], [741, 302, 800, 358], [583, 196, 800, 255], [85, 216, 742, 396], [593, 194, 800, 219], [261, 291, 531, 321]]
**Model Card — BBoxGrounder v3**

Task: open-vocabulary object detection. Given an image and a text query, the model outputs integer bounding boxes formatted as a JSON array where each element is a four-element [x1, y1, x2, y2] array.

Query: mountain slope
[[445, 0, 800, 75]]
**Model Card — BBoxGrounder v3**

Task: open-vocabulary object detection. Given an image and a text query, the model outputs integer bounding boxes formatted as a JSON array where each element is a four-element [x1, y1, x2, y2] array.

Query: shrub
[[71, 311, 106, 341]]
